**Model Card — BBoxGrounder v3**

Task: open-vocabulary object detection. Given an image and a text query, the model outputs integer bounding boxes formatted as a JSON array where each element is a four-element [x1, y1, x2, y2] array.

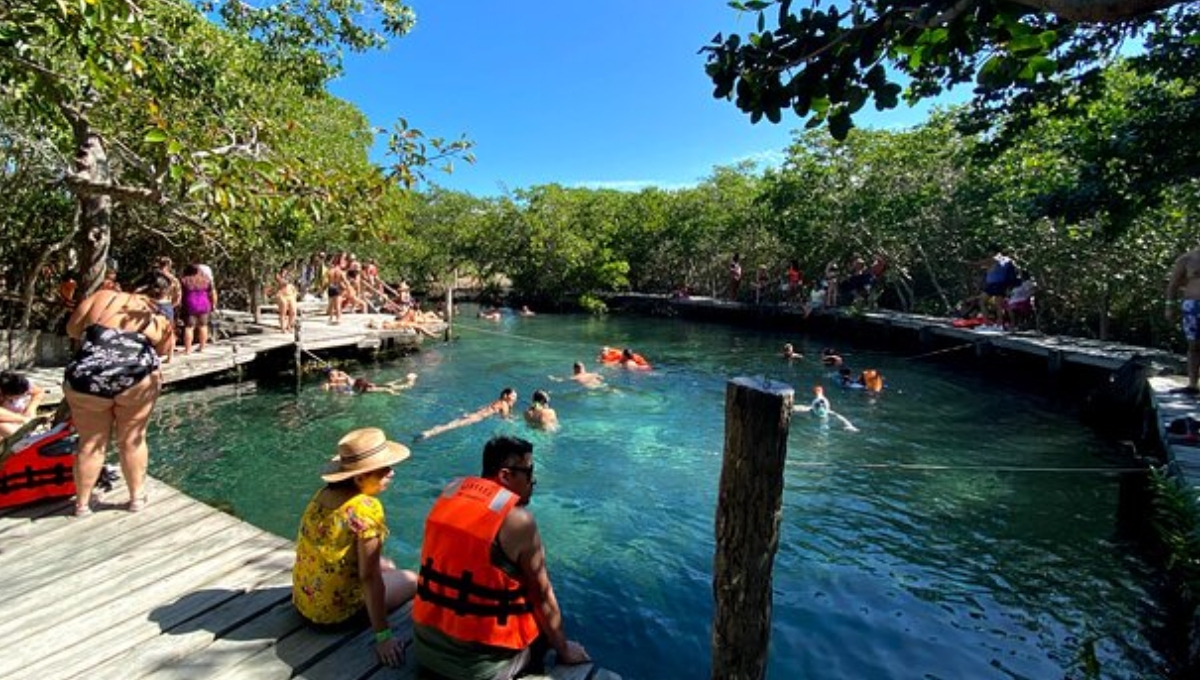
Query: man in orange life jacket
[[413, 436, 590, 679]]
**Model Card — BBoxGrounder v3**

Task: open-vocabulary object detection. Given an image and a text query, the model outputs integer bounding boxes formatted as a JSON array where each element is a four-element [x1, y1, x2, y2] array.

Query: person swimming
[[793, 385, 857, 431], [809, 386, 830, 417], [782, 343, 802, 360], [821, 348, 844, 367], [416, 387, 518, 441]]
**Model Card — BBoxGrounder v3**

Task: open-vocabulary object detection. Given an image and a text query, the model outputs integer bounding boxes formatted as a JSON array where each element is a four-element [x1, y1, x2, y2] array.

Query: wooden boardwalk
[[0, 478, 617, 680], [610, 293, 1184, 373], [21, 309, 440, 408]]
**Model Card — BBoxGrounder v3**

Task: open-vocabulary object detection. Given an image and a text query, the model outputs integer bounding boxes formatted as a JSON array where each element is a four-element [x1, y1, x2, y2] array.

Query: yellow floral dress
[[292, 490, 388, 624]]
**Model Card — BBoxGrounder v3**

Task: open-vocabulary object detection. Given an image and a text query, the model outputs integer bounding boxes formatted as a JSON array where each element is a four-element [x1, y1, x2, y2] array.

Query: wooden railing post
[[711, 377, 793, 680]]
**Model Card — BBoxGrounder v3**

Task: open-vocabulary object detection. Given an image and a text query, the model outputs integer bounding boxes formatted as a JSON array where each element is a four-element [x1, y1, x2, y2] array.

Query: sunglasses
[[503, 464, 535, 479]]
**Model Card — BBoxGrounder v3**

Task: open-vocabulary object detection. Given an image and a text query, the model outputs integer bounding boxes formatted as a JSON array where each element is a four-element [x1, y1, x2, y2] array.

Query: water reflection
[[147, 312, 1160, 679]]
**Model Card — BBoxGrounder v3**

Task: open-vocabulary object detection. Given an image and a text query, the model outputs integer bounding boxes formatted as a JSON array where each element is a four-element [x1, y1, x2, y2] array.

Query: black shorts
[[328, 285, 342, 297]]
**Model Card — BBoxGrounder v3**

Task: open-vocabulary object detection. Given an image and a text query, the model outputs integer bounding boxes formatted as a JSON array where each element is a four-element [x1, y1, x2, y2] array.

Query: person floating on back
[[322, 370, 418, 396], [416, 387, 518, 441], [413, 436, 591, 678]]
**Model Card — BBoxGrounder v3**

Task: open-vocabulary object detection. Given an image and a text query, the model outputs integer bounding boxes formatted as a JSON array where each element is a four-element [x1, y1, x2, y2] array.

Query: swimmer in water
[[794, 385, 858, 431], [781, 343, 802, 361], [821, 348, 844, 367]]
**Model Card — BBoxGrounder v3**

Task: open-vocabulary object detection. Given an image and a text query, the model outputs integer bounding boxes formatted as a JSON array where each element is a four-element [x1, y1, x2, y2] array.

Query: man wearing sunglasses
[[413, 435, 590, 679]]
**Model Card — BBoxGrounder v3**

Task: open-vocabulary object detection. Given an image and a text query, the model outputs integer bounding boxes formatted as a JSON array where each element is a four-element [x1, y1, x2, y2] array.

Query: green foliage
[[577, 294, 608, 315], [703, 0, 1194, 139], [1147, 468, 1200, 605]]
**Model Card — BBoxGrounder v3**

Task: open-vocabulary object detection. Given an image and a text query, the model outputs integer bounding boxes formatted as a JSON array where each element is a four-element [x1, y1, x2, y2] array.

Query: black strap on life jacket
[[0, 462, 72, 495], [417, 558, 533, 625]]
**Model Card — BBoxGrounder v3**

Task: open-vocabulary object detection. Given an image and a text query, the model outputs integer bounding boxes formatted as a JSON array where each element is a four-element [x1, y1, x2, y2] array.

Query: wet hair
[[0, 371, 30, 398], [481, 435, 534, 478], [622, 348, 634, 360], [572, 362, 584, 374], [134, 270, 171, 299], [532, 390, 550, 405], [352, 378, 373, 393], [500, 387, 515, 400]]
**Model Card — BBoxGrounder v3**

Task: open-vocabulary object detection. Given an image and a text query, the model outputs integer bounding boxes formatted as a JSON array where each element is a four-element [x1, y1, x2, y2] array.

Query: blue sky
[[329, 1, 959, 197]]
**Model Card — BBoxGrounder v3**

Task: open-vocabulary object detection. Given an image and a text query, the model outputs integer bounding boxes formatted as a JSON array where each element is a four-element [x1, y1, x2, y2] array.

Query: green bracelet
[[374, 628, 393, 643]]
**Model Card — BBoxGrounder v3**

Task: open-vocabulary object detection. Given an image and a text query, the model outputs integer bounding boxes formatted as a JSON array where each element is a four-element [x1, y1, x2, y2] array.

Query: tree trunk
[[69, 116, 113, 299], [915, 241, 952, 313]]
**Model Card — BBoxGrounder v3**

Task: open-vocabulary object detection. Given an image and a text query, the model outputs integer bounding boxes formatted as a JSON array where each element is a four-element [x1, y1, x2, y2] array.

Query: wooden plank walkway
[[21, 310, 441, 409], [0, 478, 618, 680]]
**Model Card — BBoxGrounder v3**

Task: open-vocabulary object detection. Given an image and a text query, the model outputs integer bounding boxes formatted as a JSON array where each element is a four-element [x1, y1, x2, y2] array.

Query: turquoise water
[[147, 310, 1161, 679]]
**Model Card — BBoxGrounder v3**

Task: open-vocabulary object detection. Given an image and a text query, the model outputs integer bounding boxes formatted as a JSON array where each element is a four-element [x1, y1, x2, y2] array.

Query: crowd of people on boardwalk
[[695, 246, 1043, 335]]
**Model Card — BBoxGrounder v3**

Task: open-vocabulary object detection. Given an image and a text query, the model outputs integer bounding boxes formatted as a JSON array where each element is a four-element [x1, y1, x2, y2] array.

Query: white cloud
[[730, 149, 787, 169], [571, 179, 697, 192]]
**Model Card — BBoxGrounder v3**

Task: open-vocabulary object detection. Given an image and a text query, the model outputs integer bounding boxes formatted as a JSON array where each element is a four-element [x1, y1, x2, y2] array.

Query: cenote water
[[147, 310, 1162, 679]]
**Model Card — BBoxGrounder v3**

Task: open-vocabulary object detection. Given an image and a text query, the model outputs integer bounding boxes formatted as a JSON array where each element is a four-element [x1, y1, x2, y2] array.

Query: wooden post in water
[[444, 268, 455, 342], [294, 317, 303, 393], [711, 377, 793, 680]]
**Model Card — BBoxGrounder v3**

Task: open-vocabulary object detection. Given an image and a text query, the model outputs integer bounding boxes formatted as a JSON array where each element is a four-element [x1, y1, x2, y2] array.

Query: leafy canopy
[[702, 0, 1195, 139]]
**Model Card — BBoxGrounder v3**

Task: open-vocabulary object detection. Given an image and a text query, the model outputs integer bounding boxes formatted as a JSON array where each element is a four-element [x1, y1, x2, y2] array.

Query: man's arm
[[1168, 255, 1188, 301], [503, 509, 590, 665]]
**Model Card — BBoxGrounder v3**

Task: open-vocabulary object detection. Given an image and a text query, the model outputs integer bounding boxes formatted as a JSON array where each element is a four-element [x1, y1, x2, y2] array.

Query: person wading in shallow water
[[1167, 245, 1200, 395]]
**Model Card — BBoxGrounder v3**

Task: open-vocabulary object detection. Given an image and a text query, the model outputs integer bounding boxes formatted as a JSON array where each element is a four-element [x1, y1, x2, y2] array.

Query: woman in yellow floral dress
[[293, 427, 417, 667]]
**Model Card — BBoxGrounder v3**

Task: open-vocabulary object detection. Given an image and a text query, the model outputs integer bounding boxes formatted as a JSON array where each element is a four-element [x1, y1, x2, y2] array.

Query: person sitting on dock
[[524, 390, 559, 431], [416, 388, 518, 441], [413, 435, 591, 678], [293, 427, 417, 668], [0, 371, 44, 438]]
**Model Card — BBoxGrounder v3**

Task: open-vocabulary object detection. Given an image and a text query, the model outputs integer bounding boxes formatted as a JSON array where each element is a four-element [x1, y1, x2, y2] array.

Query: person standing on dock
[[1166, 246, 1200, 394], [63, 271, 174, 516], [413, 435, 591, 678], [293, 428, 417, 668], [728, 253, 742, 301]]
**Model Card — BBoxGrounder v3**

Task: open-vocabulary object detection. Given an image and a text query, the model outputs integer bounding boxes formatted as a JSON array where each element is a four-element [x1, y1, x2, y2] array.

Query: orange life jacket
[[860, 370, 883, 393], [413, 477, 539, 650]]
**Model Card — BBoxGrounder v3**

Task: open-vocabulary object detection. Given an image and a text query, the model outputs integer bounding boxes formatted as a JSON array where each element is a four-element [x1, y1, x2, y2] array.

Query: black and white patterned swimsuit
[[64, 324, 160, 398]]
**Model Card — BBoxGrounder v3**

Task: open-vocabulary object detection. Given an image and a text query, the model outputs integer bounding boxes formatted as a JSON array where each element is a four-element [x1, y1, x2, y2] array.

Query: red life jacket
[[413, 477, 539, 650]]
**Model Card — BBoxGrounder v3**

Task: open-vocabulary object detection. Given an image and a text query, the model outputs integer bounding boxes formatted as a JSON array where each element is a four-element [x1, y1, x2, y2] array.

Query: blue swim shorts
[[1182, 299, 1200, 342]]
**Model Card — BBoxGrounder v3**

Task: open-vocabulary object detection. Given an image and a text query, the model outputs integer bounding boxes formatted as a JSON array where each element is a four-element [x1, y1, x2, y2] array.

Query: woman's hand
[[374, 636, 406, 667]]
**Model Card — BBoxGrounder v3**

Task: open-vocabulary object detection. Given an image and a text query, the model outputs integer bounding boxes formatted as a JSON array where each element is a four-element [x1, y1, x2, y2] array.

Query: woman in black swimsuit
[[64, 271, 174, 517]]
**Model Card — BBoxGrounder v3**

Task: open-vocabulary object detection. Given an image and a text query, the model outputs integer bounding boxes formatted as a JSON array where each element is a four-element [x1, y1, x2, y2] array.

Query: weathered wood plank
[[84, 565, 296, 680], [0, 511, 266, 641], [292, 601, 416, 680], [0, 535, 283, 678], [14, 553, 295, 680]]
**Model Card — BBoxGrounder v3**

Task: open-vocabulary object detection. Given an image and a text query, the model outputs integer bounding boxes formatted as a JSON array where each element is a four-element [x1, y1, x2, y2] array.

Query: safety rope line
[[789, 461, 1148, 474]]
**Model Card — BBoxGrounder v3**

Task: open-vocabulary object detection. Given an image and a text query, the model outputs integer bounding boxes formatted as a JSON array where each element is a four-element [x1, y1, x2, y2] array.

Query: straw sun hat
[[321, 427, 411, 482]]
